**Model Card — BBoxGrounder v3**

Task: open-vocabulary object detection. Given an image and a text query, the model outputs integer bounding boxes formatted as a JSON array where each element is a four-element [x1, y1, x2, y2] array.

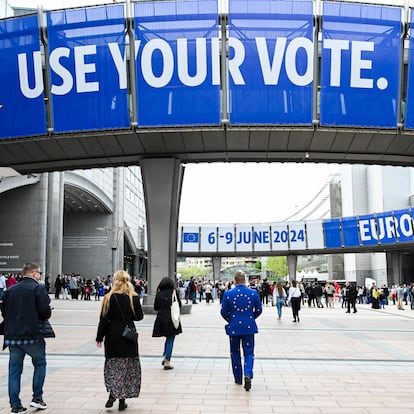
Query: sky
[[179, 163, 340, 224]]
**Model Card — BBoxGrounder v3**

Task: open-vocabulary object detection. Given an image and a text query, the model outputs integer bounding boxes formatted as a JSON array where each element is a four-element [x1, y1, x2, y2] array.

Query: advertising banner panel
[[320, 2, 401, 128], [252, 225, 271, 252], [396, 209, 414, 243], [323, 218, 342, 248], [217, 225, 236, 252], [134, 0, 220, 126], [404, 9, 414, 129], [47, 5, 129, 132], [287, 221, 306, 251], [181, 225, 200, 252], [228, 0, 313, 124], [200, 226, 218, 252], [0, 15, 46, 139], [270, 223, 289, 251], [235, 225, 253, 252], [359, 214, 380, 246], [305, 220, 324, 250], [342, 217, 360, 247]]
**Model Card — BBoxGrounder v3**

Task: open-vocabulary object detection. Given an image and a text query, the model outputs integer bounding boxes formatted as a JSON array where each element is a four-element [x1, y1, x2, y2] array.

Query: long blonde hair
[[101, 270, 137, 316]]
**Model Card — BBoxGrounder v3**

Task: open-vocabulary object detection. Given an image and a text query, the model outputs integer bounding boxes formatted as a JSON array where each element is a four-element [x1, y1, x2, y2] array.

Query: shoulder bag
[[114, 295, 138, 344], [171, 289, 180, 329]]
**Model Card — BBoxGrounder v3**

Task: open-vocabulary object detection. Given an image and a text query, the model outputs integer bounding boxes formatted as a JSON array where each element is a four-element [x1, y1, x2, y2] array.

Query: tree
[[254, 260, 262, 271], [265, 256, 287, 279]]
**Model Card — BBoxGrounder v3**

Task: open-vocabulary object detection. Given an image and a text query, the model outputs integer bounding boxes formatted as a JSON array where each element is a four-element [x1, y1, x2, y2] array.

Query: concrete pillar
[[212, 256, 221, 284], [387, 251, 402, 286], [287, 255, 297, 281], [140, 158, 184, 302], [39, 174, 49, 280], [46, 171, 64, 284], [112, 167, 125, 274]]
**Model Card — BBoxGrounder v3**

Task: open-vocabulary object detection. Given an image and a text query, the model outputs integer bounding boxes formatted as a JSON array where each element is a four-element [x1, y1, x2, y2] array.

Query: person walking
[[220, 271, 262, 391], [96, 270, 144, 411], [2, 262, 52, 414], [54, 275, 62, 299], [152, 277, 183, 370], [273, 281, 287, 320], [345, 281, 358, 313], [287, 280, 302, 323]]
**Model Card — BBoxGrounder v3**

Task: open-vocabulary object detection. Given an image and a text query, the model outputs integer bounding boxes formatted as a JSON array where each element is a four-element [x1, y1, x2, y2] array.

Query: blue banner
[[47, 5, 129, 132], [0, 15, 46, 139], [323, 218, 342, 248], [404, 10, 414, 129], [134, 0, 220, 127], [396, 209, 414, 243], [342, 217, 360, 247], [228, 0, 313, 125], [320, 2, 401, 128]]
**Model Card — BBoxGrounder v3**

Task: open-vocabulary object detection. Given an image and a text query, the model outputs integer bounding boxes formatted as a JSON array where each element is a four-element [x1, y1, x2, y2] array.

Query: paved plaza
[[0, 296, 413, 414]]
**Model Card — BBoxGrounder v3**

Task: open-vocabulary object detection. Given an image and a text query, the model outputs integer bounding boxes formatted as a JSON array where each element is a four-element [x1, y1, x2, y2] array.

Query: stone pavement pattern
[[0, 298, 414, 413]]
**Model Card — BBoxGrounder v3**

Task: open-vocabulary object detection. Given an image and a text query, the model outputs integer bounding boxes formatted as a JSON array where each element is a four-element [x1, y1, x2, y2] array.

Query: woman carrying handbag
[[152, 277, 182, 370], [96, 270, 144, 411]]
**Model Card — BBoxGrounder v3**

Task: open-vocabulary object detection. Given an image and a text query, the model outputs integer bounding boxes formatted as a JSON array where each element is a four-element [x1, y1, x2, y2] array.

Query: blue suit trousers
[[229, 334, 255, 382]]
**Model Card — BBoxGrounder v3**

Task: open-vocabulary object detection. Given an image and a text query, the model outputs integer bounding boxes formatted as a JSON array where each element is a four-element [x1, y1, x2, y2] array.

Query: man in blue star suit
[[220, 271, 262, 391]]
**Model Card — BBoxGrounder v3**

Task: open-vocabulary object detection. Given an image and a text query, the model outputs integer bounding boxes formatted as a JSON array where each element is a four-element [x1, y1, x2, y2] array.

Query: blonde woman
[[96, 270, 144, 411]]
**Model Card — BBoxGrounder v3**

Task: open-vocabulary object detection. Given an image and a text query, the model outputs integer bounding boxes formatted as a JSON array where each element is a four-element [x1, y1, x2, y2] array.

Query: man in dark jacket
[[2, 262, 52, 414], [345, 281, 358, 314], [220, 271, 262, 391]]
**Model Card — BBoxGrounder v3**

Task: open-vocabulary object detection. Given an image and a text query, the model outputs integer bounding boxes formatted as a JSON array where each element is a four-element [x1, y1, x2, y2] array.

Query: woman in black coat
[[152, 277, 182, 370], [96, 270, 144, 411]]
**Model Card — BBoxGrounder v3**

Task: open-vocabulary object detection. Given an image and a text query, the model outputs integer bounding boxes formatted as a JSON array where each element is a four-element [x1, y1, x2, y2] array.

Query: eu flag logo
[[183, 232, 199, 243]]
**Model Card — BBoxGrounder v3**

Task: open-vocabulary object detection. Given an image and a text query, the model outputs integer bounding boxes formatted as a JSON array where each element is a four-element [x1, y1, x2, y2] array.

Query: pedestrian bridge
[[2, 0, 414, 173], [178, 207, 414, 256]]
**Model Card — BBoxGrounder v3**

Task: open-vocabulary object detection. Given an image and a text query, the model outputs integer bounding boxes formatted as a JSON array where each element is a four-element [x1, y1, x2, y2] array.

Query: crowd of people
[[175, 276, 414, 314], [1, 267, 414, 413]]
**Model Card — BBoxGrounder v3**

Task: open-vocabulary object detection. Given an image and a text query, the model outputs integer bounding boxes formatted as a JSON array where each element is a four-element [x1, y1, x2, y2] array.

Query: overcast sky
[[179, 163, 340, 224]]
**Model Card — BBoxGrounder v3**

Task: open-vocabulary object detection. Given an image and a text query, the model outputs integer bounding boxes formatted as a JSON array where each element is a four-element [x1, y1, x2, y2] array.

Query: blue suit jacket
[[221, 285, 262, 336]]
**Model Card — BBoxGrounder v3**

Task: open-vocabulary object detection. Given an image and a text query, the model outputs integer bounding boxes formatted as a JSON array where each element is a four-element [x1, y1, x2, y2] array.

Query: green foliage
[[264, 256, 287, 279], [177, 267, 210, 280], [254, 260, 262, 270]]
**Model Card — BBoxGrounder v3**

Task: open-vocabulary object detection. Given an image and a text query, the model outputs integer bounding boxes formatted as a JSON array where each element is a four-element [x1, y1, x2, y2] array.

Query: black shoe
[[353, 310, 357, 313], [30, 398, 47, 410], [244, 375, 252, 391], [345, 311, 350, 313], [119, 399, 128, 411], [11, 407, 27, 414], [105, 395, 116, 408], [297, 317, 300, 322], [235, 379, 242, 385], [292, 319, 297, 323]]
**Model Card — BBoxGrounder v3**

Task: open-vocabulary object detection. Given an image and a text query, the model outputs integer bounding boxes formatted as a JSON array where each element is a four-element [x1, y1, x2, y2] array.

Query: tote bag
[[171, 289, 180, 329]]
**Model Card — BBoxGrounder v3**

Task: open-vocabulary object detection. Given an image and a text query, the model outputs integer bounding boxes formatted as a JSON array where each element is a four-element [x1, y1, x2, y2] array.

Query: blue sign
[[396, 209, 414, 243], [228, 0, 313, 125], [0, 15, 46, 138], [183, 232, 199, 243], [47, 5, 129, 132], [342, 217, 360, 247], [320, 2, 401, 128], [323, 218, 342, 249], [134, 0, 220, 127], [404, 10, 414, 129]]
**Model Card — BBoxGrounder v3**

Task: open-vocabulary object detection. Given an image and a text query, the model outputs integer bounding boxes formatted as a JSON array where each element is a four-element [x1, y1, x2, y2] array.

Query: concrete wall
[[62, 213, 113, 278], [0, 176, 47, 273]]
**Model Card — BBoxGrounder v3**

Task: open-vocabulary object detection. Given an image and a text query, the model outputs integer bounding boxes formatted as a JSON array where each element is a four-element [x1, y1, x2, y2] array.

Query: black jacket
[[96, 293, 144, 358], [152, 288, 182, 338], [2, 277, 51, 341]]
